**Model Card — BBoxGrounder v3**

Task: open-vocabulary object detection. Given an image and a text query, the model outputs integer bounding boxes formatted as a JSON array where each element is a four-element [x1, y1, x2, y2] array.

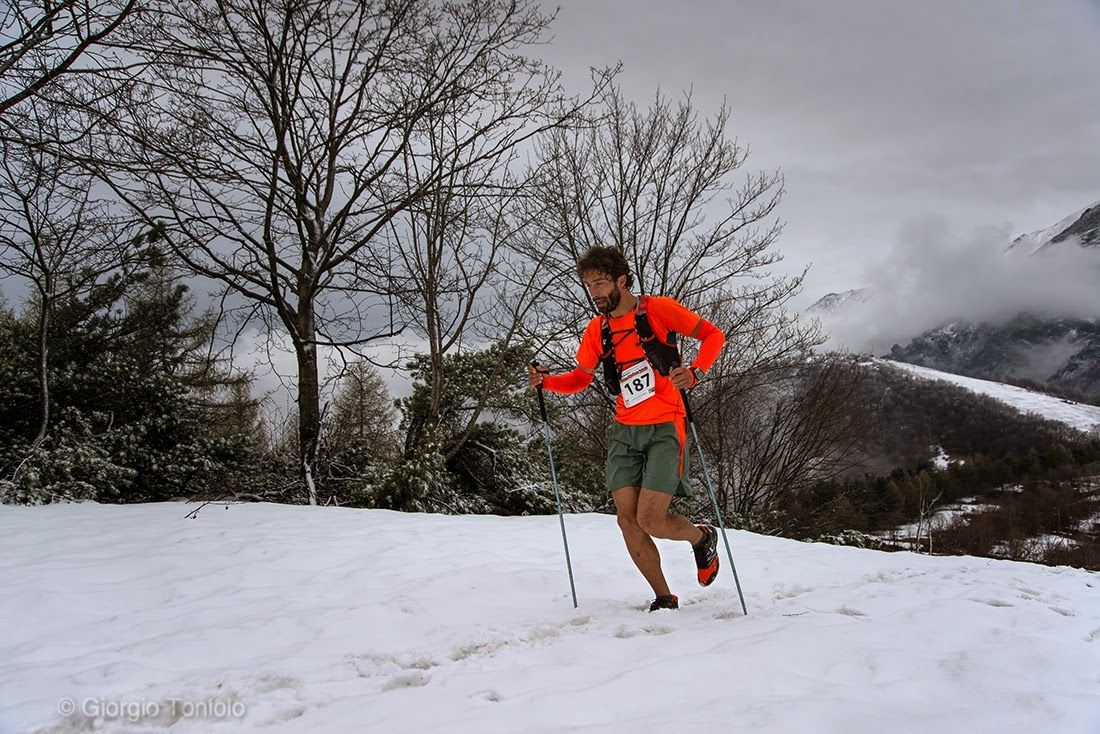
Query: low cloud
[[818, 216, 1100, 354]]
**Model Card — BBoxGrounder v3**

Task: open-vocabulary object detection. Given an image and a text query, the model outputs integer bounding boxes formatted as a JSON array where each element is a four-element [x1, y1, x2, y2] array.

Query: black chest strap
[[598, 295, 682, 396]]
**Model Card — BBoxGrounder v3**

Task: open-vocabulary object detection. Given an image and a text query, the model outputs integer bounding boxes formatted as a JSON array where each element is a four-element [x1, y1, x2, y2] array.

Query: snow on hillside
[[878, 358, 1100, 434], [1006, 200, 1100, 255], [806, 287, 874, 316], [2, 502, 1098, 734]]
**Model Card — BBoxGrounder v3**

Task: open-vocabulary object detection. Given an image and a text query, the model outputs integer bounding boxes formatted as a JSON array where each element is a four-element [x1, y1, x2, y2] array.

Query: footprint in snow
[[381, 671, 430, 691], [972, 598, 1014, 608], [470, 689, 502, 704], [835, 606, 867, 617], [524, 624, 564, 642], [251, 673, 299, 693], [399, 655, 438, 670], [772, 583, 814, 600], [613, 624, 671, 639], [450, 640, 502, 662], [349, 652, 438, 678]]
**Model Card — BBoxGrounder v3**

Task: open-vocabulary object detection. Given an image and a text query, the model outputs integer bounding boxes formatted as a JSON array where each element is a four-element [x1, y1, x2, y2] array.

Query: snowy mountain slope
[[807, 287, 874, 316], [886, 315, 1100, 403], [878, 358, 1100, 434], [1006, 200, 1100, 254], [809, 202, 1100, 399], [1, 502, 1098, 734]]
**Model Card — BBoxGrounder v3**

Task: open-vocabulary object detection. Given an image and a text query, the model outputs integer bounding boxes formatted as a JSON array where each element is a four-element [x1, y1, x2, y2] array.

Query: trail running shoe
[[693, 524, 719, 587], [649, 595, 679, 612]]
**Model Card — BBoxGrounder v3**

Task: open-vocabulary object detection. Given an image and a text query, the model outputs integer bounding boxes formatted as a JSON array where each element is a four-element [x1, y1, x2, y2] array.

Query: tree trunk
[[31, 296, 50, 448], [296, 298, 320, 506]]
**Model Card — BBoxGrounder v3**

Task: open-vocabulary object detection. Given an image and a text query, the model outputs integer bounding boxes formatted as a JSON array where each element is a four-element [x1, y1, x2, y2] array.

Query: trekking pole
[[532, 361, 578, 608], [681, 389, 748, 616]]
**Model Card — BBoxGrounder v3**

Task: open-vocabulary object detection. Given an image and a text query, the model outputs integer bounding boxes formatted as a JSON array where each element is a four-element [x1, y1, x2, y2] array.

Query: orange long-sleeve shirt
[[574, 296, 725, 425]]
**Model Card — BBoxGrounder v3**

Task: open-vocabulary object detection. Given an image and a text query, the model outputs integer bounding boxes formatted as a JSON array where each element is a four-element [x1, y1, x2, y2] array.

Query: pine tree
[[315, 361, 400, 506], [0, 256, 263, 503]]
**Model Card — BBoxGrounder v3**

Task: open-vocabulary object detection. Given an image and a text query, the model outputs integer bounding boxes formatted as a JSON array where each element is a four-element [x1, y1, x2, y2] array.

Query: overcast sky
[[7, 1, 1100, 411], [540, 0, 1100, 313]]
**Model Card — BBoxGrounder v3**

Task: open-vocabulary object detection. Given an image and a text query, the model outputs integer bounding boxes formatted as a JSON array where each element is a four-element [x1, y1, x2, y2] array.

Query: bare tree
[[0, 0, 139, 120], [0, 0, 149, 421], [82, 0, 599, 503], [525, 86, 818, 366], [913, 476, 942, 554], [0, 114, 132, 447], [706, 354, 867, 523], [525, 87, 830, 503], [385, 149, 599, 462]]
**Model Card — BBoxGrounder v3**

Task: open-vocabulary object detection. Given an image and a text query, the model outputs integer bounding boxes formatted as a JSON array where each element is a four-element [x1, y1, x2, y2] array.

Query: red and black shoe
[[649, 594, 679, 612], [693, 524, 719, 587]]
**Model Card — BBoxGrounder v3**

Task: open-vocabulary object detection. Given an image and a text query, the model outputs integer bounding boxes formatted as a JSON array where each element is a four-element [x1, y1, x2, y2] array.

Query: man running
[[528, 246, 726, 611]]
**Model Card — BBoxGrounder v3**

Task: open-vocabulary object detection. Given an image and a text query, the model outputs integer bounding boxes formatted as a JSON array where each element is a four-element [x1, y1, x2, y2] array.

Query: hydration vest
[[599, 294, 682, 396]]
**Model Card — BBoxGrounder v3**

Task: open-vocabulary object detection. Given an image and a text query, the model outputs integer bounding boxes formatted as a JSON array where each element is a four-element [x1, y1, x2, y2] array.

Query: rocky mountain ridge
[[887, 314, 1100, 402]]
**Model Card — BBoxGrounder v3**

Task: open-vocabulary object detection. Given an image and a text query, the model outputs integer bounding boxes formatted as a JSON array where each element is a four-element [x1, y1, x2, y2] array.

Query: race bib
[[620, 360, 656, 407]]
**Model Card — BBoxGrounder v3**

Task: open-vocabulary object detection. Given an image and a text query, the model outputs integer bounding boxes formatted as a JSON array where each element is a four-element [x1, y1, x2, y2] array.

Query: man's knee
[[612, 486, 641, 533], [617, 510, 641, 535], [636, 507, 668, 537]]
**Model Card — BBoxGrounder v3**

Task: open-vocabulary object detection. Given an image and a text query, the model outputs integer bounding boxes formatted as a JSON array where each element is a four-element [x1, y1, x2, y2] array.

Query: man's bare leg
[[635, 488, 706, 544], [611, 486, 672, 597]]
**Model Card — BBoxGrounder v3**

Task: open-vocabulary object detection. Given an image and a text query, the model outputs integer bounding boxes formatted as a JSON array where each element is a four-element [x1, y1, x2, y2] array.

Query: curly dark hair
[[576, 245, 633, 288]]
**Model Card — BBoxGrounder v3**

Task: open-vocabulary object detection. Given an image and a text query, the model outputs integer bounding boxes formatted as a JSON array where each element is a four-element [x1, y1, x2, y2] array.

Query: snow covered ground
[[878, 358, 1100, 434], [2, 502, 1098, 734], [880, 500, 999, 544]]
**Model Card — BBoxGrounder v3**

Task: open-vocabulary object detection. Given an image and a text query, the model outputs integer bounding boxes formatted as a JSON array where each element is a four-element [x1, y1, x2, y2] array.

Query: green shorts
[[605, 420, 693, 497]]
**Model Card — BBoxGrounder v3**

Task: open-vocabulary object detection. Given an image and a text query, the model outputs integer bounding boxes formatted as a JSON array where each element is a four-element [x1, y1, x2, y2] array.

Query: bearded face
[[582, 271, 624, 314], [597, 284, 622, 313]]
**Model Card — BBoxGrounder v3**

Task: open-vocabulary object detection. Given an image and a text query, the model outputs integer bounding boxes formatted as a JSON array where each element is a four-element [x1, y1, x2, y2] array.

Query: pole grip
[[680, 388, 695, 424], [532, 360, 549, 423]]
